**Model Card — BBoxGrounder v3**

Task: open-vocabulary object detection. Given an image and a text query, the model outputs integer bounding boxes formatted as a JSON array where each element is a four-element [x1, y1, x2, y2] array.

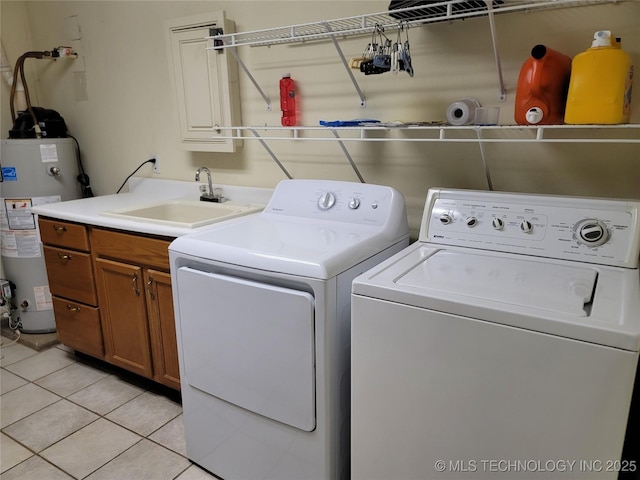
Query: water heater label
[[34, 285, 53, 311], [1, 196, 61, 259], [40, 144, 59, 162], [1, 198, 37, 258], [1, 167, 17, 181], [4, 199, 35, 230]]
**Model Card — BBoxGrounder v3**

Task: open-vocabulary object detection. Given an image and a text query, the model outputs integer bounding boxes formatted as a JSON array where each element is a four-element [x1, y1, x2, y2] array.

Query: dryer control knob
[[520, 220, 533, 233], [439, 213, 453, 225], [349, 197, 361, 210], [466, 216, 478, 227], [578, 220, 609, 247], [492, 217, 504, 230], [318, 192, 336, 211]]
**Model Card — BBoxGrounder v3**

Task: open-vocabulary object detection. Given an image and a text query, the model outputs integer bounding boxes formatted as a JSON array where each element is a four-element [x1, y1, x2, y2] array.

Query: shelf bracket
[[485, 1, 507, 102], [249, 128, 293, 179], [330, 129, 366, 183], [229, 47, 272, 110], [323, 22, 367, 108]]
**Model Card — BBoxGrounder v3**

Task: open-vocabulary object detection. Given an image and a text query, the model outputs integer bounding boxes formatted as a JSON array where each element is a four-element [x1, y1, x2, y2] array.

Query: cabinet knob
[[53, 224, 67, 232], [66, 304, 81, 312], [57, 253, 72, 261]]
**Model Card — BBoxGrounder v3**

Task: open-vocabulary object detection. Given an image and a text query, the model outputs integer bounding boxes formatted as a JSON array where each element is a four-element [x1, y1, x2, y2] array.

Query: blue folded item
[[319, 119, 381, 127]]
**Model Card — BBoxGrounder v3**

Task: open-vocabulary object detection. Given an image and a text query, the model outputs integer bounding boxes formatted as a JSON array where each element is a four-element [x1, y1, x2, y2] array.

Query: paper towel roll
[[446, 99, 480, 125]]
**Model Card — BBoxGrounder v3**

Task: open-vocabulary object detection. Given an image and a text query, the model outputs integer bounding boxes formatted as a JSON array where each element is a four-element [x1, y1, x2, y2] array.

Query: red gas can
[[515, 45, 572, 125]]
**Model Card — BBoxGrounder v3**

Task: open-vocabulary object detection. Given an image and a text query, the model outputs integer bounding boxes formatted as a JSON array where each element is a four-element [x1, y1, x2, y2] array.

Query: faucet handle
[[213, 188, 226, 203]]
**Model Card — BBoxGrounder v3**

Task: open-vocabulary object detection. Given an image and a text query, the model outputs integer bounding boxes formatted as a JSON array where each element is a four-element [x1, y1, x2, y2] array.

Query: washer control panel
[[422, 189, 640, 267]]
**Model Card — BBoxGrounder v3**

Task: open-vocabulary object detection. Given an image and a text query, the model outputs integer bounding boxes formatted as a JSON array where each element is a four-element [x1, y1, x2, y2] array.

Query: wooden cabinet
[[91, 228, 180, 390], [39, 217, 181, 390], [39, 217, 103, 358]]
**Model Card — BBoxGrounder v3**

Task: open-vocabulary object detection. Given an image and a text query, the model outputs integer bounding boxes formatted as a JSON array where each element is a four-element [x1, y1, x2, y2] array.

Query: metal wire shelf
[[215, 123, 639, 182], [211, 124, 640, 144], [208, 0, 613, 48], [205, 0, 616, 108]]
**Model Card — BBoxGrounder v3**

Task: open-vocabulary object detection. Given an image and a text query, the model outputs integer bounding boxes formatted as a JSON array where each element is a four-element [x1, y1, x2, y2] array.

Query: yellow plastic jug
[[565, 30, 633, 124]]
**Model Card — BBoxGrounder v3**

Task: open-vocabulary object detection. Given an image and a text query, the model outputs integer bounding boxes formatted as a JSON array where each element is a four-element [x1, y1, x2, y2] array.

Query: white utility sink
[[101, 199, 264, 228]]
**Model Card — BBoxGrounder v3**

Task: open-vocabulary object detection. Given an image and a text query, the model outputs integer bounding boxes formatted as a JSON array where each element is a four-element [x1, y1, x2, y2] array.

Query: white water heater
[[1, 138, 81, 333]]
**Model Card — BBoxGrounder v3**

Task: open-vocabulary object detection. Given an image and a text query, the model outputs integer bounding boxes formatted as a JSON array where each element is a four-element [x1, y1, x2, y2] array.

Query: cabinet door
[[95, 258, 153, 378], [145, 269, 180, 390], [166, 12, 241, 152]]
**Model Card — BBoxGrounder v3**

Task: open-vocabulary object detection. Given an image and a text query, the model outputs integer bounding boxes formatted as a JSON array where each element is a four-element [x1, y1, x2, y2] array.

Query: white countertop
[[30, 177, 274, 238]]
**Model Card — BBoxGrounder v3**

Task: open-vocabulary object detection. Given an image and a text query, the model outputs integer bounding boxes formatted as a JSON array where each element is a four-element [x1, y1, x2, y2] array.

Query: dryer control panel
[[421, 188, 640, 268], [264, 179, 408, 230]]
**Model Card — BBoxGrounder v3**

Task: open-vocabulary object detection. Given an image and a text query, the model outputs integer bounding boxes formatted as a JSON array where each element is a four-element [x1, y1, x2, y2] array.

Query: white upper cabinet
[[166, 12, 241, 152]]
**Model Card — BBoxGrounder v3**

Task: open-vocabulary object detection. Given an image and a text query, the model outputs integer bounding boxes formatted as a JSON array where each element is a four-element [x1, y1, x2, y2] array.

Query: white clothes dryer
[[169, 179, 409, 480], [351, 188, 640, 480]]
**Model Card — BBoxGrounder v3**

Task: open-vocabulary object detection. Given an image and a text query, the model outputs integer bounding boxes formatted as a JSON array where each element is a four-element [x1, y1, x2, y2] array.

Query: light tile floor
[[0, 334, 218, 480]]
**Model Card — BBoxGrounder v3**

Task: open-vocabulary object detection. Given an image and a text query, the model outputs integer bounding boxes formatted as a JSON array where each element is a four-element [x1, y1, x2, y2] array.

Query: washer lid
[[398, 250, 597, 317], [352, 244, 640, 351]]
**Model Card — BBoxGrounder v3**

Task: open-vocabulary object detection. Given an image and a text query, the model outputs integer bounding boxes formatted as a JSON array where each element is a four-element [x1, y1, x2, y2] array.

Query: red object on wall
[[280, 74, 297, 127]]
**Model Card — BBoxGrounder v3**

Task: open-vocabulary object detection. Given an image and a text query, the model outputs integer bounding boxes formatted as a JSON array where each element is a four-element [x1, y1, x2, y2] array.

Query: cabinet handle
[[132, 272, 140, 296], [66, 304, 81, 312], [57, 253, 72, 261], [147, 277, 155, 300], [53, 224, 67, 232]]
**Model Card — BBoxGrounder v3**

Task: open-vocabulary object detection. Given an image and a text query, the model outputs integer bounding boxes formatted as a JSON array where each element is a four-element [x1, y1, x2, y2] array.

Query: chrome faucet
[[195, 167, 224, 202]]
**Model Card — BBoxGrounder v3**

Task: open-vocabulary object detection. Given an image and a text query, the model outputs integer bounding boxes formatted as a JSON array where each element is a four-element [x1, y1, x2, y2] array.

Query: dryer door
[[176, 266, 316, 432]]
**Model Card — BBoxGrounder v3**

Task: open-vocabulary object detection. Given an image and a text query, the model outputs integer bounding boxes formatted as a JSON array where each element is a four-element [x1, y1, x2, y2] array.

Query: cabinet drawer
[[91, 228, 172, 271], [53, 297, 103, 358], [39, 218, 90, 251], [44, 246, 97, 305]]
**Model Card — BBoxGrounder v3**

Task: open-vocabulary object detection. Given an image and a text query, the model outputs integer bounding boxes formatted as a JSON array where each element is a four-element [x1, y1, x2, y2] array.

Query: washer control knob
[[318, 192, 336, 211], [348, 197, 361, 210], [492, 217, 504, 230], [578, 219, 609, 247], [520, 220, 533, 233], [466, 216, 478, 228], [439, 213, 453, 225]]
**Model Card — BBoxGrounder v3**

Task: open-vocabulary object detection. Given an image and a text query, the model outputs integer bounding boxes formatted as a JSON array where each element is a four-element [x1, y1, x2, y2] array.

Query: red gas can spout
[[531, 44, 547, 60]]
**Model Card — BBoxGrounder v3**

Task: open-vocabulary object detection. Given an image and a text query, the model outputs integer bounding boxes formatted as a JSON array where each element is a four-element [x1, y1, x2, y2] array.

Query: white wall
[[1, 0, 639, 236]]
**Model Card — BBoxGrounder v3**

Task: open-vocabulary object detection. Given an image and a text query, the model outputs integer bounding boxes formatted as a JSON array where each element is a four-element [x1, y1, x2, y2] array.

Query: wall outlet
[[152, 155, 160, 174]]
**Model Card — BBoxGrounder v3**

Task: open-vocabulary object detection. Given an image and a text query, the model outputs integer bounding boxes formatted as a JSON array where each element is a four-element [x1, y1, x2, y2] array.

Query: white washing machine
[[351, 188, 640, 480], [169, 179, 409, 480]]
